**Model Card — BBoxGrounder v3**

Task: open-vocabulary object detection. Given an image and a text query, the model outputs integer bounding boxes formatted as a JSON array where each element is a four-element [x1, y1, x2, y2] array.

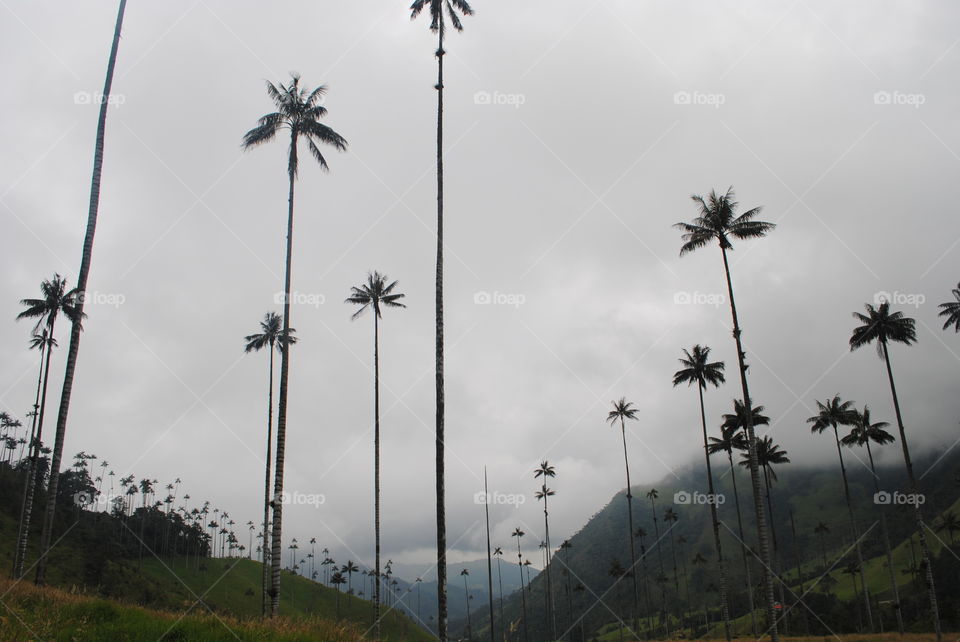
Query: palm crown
[[674, 187, 775, 255], [410, 0, 473, 36], [244, 312, 297, 353], [672, 344, 725, 390], [841, 406, 895, 448], [740, 436, 790, 481], [242, 74, 347, 177], [721, 400, 769, 434], [534, 460, 555, 480], [606, 397, 638, 426], [807, 395, 858, 434], [938, 282, 960, 332], [849, 301, 917, 358], [707, 424, 747, 456], [345, 272, 406, 320], [17, 274, 84, 333]]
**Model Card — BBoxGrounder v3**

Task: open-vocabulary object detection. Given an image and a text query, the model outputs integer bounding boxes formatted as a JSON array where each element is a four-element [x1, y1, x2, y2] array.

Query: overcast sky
[[2, 1, 959, 579]]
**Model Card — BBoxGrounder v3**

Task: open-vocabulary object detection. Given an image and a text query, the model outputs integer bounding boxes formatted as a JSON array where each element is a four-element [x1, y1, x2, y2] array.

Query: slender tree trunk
[[542, 493, 556, 640], [518, 538, 529, 642], [270, 152, 297, 616], [495, 556, 504, 642], [864, 440, 903, 634], [719, 245, 779, 641], [881, 341, 940, 640], [434, 23, 449, 642], [761, 466, 788, 633], [832, 426, 873, 630], [15, 329, 57, 578], [619, 418, 641, 636], [374, 312, 382, 639], [484, 469, 496, 642], [727, 449, 758, 635], [13, 343, 44, 570], [261, 347, 275, 617], [464, 576, 473, 640], [35, 0, 127, 586], [698, 387, 732, 641], [649, 494, 668, 636]]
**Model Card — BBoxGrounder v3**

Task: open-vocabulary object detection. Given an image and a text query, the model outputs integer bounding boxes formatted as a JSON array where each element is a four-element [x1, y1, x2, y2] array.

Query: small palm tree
[[511, 527, 529, 642], [460, 568, 473, 640], [346, 271, 405, 635], [409, 2, 473, 638], [342, 560, 359, 604], [34, 0, 129, 588], [606, 398, 641, 629], [244, 311, 296, 616], [14, 275, 83, 579], [331, 570, 346, 618], [673, 344, 732, 640], [807, 394, 873, 631], [493, 547, 504, 639], [243, 73, 346, 616], [813, 521, 830, 569], [850, 301, 941, 638], [534, 460, 557, 640], [675, 186, 779, 640], [938, 282, 960, 332], [842, 561, 864, 632], [841, 405, 903, 633], [936, 512, 960, 544]]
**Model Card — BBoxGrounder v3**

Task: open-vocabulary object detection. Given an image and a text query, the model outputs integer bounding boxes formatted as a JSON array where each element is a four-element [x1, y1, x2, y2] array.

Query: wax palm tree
[[813, 521, 830, 569], [410, 2, 473, 637], [850, 301, 940, 639], [606, 398, 641, 629], [493, 547, 504, 640], [938, 282, 960, 332], [346, 271, 405, 633], [842, 561, 864, 632], [244, 311, 297, 616], [841, 406, 903, 633], [534, 460, 557, 640], [15, 275, 83, 579], [35, 1, 128, 587], [937, 512, 960, 544], [662, 507, 682, 620], [807, 394, 873, 631], [675, 186, 778, 639], [343, 560, 359, 604], [646, 487, 669, 636], [331, 570, 346, 618], [707, 419, 757, 635], [242, 73, 346, 615], [512, 527, 529, 642], [460, 568, 473, 640], [673, 344, 732, 640], [608, 559, 628, 642]]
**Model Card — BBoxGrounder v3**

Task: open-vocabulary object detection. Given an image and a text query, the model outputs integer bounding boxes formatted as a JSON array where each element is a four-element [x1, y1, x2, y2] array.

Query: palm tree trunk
[[698, 387, 732, 641], [832, 426, 874, 630], [484, 469, 496, 642], [15, 326, 56, 578], [542, 494, 556, 640], [867, 439, 904, 635], [727, 449, 758, 635], [269, 155, 297, 616], [434, 23, 449, 642], [261, 347, 275, 617], [35, 0, 127, 587], [619, 418, 641, 635], [881, 341, 940, 640], [374, 311, 382, 639], [761, 466, 788, 633], [495, 557, 504, 642], [719, 245, 778, 641], [517, 539, 529, 642]]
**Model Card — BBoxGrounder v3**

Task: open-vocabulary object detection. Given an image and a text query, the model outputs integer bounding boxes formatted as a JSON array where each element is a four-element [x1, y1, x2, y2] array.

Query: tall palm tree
[[35, 1, 128, 587], [493, 547, 505, 641], [512, 527, 529, 642], [460, 568, 473, 640], [243, 73, 346, 615], [606, 398, 641, 631], [673, 344, 732, 641], [813, 521, 830, 569], [410, 3, 473, 638], [646, 487, 668, 636], [534, 460, 557, 640], [244, 311, 296, 616], [15, 275, 82, 579], [346, 271, 405, 634], [675, 186, 779, 640], [841, 406, 904, 634], [807, 394, 873, 631], [662, 507, 682, 624], [938, 282, 960, 332], [849, 301, 940, 639], [707, 418, 757, 635], [343, 560, 359, 599]]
